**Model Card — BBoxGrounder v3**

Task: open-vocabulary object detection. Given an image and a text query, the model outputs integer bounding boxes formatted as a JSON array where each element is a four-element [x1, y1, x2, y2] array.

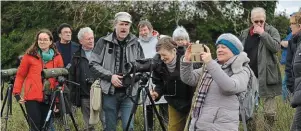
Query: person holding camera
[[180, 33, 250, 131], [149, 36, 193, 131], [13, 29, 64, 131], [90, 12, 144, 131], [68, 27, 97, 131]]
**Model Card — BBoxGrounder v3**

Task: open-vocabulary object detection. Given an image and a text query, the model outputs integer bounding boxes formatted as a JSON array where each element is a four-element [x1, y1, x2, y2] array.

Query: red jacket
[[13, 53, 64, 102]]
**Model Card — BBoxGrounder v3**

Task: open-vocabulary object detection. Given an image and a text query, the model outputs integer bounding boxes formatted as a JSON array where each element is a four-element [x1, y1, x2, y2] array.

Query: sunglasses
[[254, 20, 264, 24]]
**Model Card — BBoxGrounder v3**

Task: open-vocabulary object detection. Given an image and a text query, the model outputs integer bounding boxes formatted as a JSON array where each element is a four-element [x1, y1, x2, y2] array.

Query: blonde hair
[[156, 36, 177, 52]]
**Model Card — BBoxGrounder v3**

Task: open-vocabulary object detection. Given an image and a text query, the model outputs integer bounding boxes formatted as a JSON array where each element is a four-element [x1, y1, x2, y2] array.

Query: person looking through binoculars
[[149, 36, 194, 131], [13, 29, 64, 131]]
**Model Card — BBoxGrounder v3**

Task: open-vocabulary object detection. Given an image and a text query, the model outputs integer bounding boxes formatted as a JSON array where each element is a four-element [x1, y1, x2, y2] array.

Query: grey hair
[[77, 27, 94, 40], [251, 7, 266, 19], [172, 26, 190, 42]]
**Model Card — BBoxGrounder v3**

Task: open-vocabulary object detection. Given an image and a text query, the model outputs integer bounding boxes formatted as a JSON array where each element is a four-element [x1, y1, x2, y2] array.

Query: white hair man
[[69, 27, 98, 131], [90, 12, 144, 131], [239, 7, 281, 130]]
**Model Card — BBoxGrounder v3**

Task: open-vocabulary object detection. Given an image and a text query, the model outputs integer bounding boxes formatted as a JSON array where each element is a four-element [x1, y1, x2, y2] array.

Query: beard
[[139, 33, 153, 42]]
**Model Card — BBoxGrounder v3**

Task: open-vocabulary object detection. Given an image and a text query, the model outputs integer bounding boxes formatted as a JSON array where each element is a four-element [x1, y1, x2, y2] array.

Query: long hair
[[26, 29, 59, 58]]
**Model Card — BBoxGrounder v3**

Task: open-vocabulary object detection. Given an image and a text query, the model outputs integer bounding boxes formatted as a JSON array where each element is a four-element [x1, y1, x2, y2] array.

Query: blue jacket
[[280, 33, 292, 65]]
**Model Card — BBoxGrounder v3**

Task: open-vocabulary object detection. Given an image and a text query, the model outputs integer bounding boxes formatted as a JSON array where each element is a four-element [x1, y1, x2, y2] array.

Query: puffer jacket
[[13, 51, 64, 102], [286, 32, 301, 93], [180, 52, 250, 131], [291, 38, 301, 108]]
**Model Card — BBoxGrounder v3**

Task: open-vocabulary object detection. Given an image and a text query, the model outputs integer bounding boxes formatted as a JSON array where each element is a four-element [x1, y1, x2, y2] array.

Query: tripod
[[125, 73, 166, 131], [1, 76, 30, 131], [42, 76, 79, 131]]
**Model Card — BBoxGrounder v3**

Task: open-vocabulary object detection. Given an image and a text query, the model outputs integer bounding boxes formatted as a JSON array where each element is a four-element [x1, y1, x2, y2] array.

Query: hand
[[184, 44, 192, 62], [54, 105, 59, 113], [200, 45, 212, 64], [111, 74, 123, 88], [19, 97, 26, 104], [150, 90, 158, 101], [253, 25, 264, 35]]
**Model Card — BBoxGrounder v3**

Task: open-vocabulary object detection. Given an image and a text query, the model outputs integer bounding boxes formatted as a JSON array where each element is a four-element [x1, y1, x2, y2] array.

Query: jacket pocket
[[215, 108, 239, 123], [266, 63, 279, 85]]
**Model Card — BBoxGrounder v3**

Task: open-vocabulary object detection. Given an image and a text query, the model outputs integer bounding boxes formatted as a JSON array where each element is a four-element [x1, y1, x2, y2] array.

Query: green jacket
[[239, 23, 281, 97]]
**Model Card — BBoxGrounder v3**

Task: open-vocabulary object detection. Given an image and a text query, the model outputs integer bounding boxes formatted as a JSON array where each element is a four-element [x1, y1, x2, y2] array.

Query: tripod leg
[[63, 94, 79, 131], [4, 84, 13, 131], [59, 90, 70, 131], [42, 91, 58, 131], [142, 88, 149, 131], [125, 87, 142, 131], [1, 81, 4, 100], [145, 88, 166, 131], [1, 86, 9, 117]]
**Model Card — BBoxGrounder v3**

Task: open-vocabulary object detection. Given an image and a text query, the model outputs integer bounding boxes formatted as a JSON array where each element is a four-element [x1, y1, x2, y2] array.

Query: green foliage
[[1, 1, 287, 68]]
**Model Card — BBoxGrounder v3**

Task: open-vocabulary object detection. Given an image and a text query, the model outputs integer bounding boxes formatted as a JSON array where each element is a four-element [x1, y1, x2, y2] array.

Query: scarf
[[39, 48, 54, 63], [193, 70, 213, 118]]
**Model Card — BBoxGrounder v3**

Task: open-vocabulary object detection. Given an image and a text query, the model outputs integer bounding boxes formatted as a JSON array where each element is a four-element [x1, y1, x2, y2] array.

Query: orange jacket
[[13, 53, 64, 102]]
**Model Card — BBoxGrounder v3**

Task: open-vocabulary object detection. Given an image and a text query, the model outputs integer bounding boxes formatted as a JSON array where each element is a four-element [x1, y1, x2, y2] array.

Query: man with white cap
[[90, 12, 144, 131]]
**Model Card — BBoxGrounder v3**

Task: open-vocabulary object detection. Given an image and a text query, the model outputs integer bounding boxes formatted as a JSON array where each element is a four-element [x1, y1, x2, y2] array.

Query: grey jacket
[[90, 33, 144, 96], [240, 23, 282, 97], [180, 52, 250, 131]]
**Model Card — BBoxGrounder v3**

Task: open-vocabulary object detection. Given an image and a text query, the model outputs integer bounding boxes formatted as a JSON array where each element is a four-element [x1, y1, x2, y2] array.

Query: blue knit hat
[[215, 33, 243, 55]]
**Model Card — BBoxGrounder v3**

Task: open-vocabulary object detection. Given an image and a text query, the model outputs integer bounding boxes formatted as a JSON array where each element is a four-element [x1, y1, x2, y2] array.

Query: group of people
[[11, 6, 301, 131]]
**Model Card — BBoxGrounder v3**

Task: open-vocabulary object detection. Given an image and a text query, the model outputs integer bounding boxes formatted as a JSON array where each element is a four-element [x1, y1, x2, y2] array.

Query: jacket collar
[[103, 31, 138, 46], [220, 52, 250, 74]]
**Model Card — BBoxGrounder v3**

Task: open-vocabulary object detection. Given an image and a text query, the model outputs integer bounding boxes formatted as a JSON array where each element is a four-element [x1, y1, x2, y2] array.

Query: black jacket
[[152, 51, 193, 113], [56, 41, 79, 67], [69, 47, 94, 107], [286, 32, 301, 93], [291, 37, 301, 108]]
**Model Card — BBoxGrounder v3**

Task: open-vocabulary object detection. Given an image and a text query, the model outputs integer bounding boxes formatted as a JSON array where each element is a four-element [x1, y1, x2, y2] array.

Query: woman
[[289, 11, 301, 131], [150, 37, 193, 131], [180, 33, 250, 131], [13, 29, 64, 131]]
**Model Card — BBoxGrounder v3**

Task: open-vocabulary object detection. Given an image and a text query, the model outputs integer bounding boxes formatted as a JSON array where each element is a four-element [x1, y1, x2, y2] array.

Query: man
[[69, 27, 97, 131], [56, 23, 79, 67], [137, 20, 168, 131], [90, 12, 144, 131], [239, 7, 281, 130]]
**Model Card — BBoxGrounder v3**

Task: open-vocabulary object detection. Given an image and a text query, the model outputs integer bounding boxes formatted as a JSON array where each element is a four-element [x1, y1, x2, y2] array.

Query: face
[[158, 48, 176, 64], [174, 36, 189, 47], [139, 26, 151, 39], [290, 17, 301, 35], [38, 33, 52, 51], [115, 21, 131, 40], [251, 13, 265, 27], [80, 32, 94, 50], [216, 44, 234, 64], [59, 27, 72, 42]]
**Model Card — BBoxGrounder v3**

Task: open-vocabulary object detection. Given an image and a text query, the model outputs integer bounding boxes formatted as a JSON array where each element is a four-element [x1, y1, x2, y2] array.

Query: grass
[[0, 66, 296, 131]]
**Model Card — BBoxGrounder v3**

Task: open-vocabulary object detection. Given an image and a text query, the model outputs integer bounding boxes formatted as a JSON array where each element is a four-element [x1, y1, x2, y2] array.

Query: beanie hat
[[215, 33, 244, 55]]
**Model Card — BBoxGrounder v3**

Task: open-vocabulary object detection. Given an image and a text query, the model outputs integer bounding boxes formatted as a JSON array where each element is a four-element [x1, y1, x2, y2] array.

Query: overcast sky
[[276, 1, 301, 16]]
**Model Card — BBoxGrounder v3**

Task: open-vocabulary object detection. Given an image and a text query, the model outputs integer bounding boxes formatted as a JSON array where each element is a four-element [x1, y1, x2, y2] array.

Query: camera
[[42, 68, 69, 79], [124, 58, 158, 75], [1, 68, 18, 78]]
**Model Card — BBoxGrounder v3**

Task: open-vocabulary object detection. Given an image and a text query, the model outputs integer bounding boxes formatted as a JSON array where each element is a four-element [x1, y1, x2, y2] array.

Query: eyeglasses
[[290, 22, 297, 25], [38, 39, 50, 42], [254, 20, 264, 24]]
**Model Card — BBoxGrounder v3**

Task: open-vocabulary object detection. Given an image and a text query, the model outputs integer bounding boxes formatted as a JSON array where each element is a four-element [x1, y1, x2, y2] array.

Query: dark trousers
[[146, 104, 169, 130], [291, 106, 301, 131], [25, 100, 50, 131]]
